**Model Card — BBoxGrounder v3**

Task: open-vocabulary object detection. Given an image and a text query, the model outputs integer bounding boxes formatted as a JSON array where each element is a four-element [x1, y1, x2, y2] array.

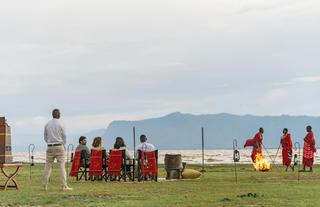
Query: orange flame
[[253, 153, 271, 171]]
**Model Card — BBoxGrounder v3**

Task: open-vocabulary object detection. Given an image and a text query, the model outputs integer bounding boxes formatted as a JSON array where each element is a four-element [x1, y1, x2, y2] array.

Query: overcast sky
[[1, 0, 320, 135]]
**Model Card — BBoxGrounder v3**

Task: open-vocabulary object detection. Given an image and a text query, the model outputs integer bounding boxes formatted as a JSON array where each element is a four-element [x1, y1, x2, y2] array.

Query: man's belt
[[48, 144, 62, 147]]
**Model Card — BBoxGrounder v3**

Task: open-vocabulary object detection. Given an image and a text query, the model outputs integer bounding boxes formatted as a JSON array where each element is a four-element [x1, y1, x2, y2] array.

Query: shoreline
[[12, 149, 320, 165]]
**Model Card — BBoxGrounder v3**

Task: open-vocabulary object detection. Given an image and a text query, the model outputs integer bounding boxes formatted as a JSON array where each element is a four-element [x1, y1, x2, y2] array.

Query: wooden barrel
[[0, 117, 13, 163], [165, 154, 183, 170], [165, 154, 183, 179]]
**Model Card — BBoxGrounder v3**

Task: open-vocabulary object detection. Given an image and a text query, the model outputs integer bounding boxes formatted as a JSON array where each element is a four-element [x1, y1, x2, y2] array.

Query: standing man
[[301, 125, 316, 172], [135, 134, 156, 159], [281, 128, 292, 171], [244, 128, 264, 163], [43, 109, 72, 191]]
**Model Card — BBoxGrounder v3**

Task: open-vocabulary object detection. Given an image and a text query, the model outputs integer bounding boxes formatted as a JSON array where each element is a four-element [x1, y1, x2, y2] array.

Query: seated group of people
[[75, 134, 156, 163]]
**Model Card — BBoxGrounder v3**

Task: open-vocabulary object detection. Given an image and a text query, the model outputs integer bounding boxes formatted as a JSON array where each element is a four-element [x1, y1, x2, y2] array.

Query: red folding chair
[[137, 150, 158, 182], [107, 150, 131, 181], [89, 150, 103, 177], [88, 149, 108, 181], [69, 150, 89, 181]]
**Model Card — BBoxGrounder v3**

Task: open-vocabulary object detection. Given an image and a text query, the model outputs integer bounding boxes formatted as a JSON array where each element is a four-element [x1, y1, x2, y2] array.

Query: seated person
[[75, 136, 90, 163], [91, 137, 105, 151], [91, 137, 109, 158], [112, 137, 133, 164], [135, 134, 156, 159]]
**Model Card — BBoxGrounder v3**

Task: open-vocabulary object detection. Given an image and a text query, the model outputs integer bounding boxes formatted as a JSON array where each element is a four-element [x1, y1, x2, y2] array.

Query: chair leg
[[104, 168, 107, 182], [104, 174, 107, 182], [138, 166, 141, 182], [132, 160, 135, 182], [79, 170, 83, 180]]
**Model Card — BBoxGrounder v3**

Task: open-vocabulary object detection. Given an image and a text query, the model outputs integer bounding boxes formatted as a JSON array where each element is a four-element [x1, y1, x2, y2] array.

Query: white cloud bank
[[295, 76, 320, 83], [1, 0, 320, 136]]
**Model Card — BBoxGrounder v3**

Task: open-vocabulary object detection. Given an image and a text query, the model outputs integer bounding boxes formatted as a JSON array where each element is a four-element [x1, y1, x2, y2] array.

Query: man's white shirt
[[135, 142, 156, 158], [44, 118, 67, 145]]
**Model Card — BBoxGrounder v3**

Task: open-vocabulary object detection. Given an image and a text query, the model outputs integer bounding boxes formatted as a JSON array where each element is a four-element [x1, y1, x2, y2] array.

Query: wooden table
[[0, 163, 22, 190]]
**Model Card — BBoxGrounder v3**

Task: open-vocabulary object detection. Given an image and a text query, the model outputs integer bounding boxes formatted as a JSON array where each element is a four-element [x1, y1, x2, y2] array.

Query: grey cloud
[[0, 0, 320, 137]]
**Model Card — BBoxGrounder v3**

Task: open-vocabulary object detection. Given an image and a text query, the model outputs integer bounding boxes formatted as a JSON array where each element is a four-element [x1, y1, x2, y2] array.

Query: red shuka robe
[[281, 134, 292, 166], [303, 131, 316, 167], [244, 132, 263, 162]]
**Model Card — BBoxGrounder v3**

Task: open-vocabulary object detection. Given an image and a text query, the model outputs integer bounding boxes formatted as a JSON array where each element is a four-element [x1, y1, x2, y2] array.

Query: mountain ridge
[[12, 112, 319, 151], [91, 112, 319, 150]]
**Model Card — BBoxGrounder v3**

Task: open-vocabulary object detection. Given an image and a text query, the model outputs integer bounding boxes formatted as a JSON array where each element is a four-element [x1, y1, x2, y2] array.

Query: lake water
[[13, 148, 320, 165]]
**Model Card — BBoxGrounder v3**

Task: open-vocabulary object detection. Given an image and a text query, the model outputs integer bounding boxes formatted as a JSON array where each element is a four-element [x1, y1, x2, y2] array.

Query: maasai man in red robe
[[301, 125, 316, 172], [281, 128, 292, 171], [244, 128, 264, 163]]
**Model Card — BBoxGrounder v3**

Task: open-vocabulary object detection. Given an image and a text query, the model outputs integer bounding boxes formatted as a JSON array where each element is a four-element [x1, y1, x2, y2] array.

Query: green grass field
[[0, 163, 319, 206]]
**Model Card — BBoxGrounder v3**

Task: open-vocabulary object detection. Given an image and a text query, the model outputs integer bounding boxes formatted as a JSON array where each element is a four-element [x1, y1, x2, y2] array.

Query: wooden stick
[[262, 143, 273, 163], [133, 127, 136, 159], [201, 127, 206, 173], [272, 144, 281, 164]]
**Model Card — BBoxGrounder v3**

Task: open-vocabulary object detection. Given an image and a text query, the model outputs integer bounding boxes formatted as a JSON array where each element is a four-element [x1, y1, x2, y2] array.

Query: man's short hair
[[52, 109, 60, 118], [259, 127, 264, 133], [140, 134, 147, 142], [79, 136, 87, 144], [307, 125, 312, 130]]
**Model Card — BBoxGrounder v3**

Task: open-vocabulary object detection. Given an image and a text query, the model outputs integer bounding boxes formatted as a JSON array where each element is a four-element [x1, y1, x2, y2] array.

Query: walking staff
[[262, 143, 273, 163], [272, 140, 281, 165]]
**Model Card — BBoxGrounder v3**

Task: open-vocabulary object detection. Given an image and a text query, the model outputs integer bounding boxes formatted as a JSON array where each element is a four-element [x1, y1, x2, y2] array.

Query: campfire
[[253, 153, 270, 171]]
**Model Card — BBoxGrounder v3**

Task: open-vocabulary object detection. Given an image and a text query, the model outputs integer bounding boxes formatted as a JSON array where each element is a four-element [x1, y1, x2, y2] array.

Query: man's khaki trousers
[[42, 145, 67, 186]]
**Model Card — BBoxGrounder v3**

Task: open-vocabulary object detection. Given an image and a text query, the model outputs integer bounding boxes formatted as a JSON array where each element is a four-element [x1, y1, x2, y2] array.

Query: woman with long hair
[[112, 137, 132, 162], [92, 137, 105, 151]]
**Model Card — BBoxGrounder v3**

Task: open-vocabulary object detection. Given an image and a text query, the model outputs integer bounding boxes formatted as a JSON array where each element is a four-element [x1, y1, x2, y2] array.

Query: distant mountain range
[[83, 112, 320, 150], [13, 112, 320, 151]]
